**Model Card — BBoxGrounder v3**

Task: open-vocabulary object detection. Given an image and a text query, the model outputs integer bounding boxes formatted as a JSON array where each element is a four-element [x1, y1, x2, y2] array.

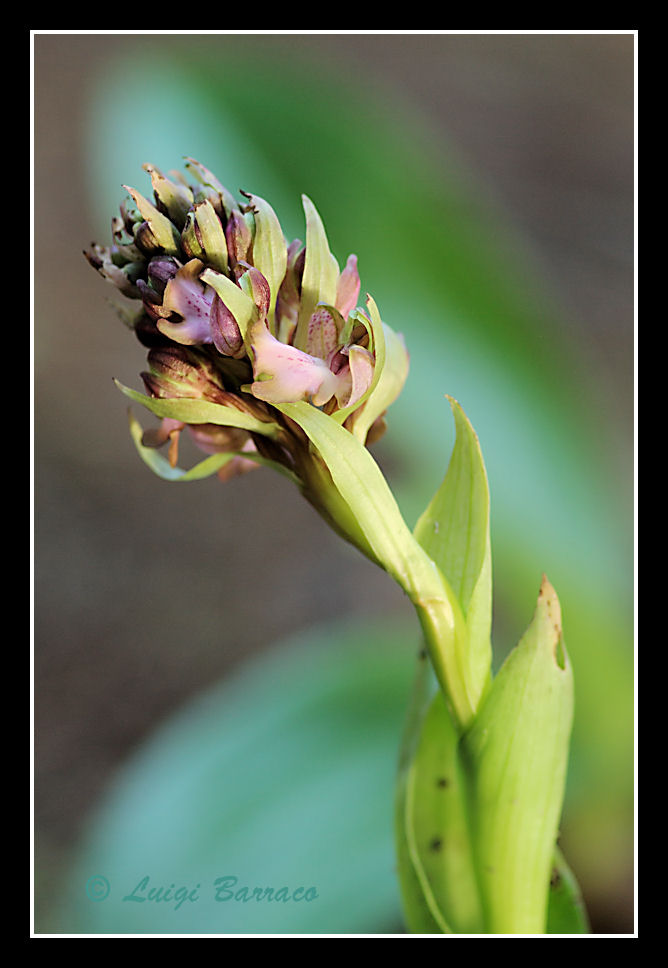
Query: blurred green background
[[34, 32, 635, 935]]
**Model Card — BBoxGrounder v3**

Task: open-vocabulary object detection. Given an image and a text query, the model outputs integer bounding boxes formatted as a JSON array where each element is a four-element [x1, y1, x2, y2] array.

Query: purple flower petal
[[156, 259, 215, 345]]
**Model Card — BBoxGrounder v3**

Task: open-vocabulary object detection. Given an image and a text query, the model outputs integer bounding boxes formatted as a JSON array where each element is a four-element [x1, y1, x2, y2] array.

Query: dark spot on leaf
[[429, 837, 442, 852], [437, 777, 449, 789], [550, 868, 561, 888]]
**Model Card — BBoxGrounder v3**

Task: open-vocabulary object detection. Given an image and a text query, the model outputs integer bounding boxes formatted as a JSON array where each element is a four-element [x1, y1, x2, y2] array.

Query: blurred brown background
[[34, 32, 635, 934]]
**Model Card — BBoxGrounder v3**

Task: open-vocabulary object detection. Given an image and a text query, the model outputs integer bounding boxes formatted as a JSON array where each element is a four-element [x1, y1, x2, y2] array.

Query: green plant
[[85, 159, 588, 934]]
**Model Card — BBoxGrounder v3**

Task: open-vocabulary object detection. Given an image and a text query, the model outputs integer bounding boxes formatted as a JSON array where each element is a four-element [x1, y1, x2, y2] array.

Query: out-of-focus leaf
[[59, 617, 418, 935]]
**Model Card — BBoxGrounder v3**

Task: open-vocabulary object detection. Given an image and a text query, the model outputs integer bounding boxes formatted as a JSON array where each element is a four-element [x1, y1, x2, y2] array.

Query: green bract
[[395, 402, 582, 935], [87, 161, 585, 935]]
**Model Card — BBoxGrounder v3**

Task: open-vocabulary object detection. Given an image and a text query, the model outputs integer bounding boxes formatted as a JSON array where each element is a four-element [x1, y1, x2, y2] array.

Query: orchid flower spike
[[85, 160, 409, 556]]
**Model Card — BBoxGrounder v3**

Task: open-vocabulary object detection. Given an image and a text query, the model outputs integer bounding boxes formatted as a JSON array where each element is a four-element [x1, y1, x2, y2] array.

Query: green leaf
[[414, 398, 492, 714], [396, 664, 484, 934], [546, 847, 590, 934], [395, 655, 449, 934], [461, 576, 575, 934], [115, 380, 281, 437]]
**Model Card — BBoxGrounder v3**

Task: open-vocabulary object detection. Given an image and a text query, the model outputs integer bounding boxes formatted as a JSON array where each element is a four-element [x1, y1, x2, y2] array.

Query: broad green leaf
[[395, 654, 449, 934], [275, 400, 475, 729], [115, 380, 281, 438], [294, 195, 340, 350], [546, 847, 590, 934], [461, 576, 574, 934], [395, 825, 450, 934], [396, 667, 484, 934], [414, 398, 492, 714]]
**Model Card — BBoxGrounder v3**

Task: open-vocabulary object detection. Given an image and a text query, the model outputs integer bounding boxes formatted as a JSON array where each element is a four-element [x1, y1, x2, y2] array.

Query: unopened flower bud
[[183, 157, 239, 222], [124, 185, 181, 257], [210, 293, 244, 358], [225, 209, 254, 269], [143, 163, 194, 230], [146, 256, 181, 296], [181, 200, 229, 274], [140, 345, 228, 404]]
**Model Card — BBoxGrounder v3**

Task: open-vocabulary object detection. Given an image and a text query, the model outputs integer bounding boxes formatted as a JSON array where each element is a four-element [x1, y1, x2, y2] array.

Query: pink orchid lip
[[248, 320, 342, 407], [247, 310, 376, 411], [156, 260, 217, 346]]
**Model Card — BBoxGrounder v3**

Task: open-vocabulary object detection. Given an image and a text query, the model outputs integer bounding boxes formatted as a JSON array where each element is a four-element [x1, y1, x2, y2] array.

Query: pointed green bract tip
[[462, 577, 573, 934]]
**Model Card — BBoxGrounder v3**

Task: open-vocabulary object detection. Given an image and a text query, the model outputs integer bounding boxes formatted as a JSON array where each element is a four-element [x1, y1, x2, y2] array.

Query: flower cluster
[[86, 159, 409, 485]]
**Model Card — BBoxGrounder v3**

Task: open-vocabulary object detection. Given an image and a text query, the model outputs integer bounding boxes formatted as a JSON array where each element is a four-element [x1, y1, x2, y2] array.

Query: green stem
[[277, 400, 480, 731]]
